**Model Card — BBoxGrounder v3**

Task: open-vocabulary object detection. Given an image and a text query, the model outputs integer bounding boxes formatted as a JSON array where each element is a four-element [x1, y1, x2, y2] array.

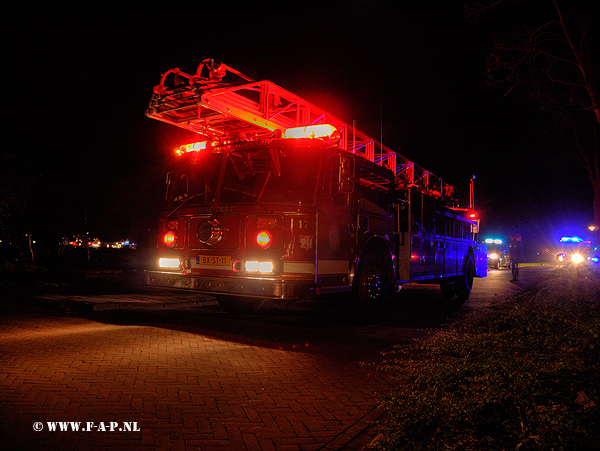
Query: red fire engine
[[145, 59, 487, 322]]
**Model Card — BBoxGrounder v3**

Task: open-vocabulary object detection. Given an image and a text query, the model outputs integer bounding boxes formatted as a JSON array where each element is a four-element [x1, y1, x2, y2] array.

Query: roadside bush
[[375, 266, 600, 450]]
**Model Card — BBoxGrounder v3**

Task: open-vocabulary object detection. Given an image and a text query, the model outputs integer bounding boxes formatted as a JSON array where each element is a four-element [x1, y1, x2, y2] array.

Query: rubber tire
[[455, 254, 475, 301], [347, 254, 388, 324], [440, 280, 456, 298], [216, 295, 265, 313]]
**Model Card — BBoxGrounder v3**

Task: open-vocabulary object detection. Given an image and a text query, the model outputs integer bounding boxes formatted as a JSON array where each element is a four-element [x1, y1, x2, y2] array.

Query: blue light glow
[[484, 238, 503, 244], [560, 236, 583, 243]]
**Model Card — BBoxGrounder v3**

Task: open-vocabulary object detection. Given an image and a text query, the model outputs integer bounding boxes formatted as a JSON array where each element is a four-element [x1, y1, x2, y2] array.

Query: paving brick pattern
[[0, 312, 386, 450]]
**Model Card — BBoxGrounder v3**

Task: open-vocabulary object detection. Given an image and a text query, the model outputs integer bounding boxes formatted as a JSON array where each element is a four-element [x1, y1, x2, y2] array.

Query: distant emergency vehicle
[[144, 59, 486, 322], [485, 238, 510, 269], [556, 236, 593, 264]]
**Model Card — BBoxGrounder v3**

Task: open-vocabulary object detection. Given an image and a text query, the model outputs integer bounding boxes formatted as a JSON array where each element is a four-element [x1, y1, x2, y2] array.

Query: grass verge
[[374, 266, 599, 450]]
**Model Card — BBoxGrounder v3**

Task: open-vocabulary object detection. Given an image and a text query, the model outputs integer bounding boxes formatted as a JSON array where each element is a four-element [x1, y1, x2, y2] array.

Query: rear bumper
[[145, 271, 315, 299]]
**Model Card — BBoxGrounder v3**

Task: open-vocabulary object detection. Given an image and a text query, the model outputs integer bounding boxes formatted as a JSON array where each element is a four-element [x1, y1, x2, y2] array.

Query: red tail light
[[246, 214, 282, 250], [256, 230, 272, 249], [163, 231, 176, 247]]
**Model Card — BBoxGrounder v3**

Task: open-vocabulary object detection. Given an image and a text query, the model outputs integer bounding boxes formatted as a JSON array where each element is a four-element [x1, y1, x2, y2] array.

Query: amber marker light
[[256, 216, 277, 229]]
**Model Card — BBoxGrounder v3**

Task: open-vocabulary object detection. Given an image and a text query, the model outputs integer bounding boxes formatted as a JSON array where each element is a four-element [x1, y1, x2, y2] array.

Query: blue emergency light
[[560, 236, 583, 243], [484, 238, 503, 244]]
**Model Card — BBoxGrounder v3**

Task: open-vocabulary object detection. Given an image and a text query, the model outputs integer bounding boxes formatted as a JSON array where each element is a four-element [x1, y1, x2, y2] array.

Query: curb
[[319, 406, 386, 451], [20, 294, 217, 313]]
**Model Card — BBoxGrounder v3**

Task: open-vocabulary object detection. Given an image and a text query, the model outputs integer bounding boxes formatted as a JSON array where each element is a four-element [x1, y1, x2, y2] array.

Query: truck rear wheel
[[347, 254, 387, 324], [455, 254, 474, 301]]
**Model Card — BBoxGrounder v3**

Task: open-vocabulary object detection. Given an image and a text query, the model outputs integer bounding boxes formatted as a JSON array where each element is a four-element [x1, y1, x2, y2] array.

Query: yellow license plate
[[196, 255, 231, 266]]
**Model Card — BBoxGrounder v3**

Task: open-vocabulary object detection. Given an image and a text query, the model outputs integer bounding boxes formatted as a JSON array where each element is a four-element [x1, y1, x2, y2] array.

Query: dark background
[[2, 1, 596, 265]]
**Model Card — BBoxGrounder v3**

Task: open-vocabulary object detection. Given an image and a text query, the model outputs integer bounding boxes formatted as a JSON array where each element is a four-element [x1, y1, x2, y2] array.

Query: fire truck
[[556, 236, 593, 264], [145, 59, 486, 322]]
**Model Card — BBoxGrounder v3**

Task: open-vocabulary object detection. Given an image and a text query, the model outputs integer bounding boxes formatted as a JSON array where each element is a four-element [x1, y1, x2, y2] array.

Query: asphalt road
[[0, 265, 554, 451]]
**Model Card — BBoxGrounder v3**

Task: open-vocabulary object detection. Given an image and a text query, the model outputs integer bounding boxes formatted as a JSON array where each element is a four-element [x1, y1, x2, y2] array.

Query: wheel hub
[[363, 273, 384, 301]]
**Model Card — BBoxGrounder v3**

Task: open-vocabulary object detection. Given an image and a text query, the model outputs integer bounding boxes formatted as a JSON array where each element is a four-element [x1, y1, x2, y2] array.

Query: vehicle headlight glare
[[571, 253, 584, 264], [159, 258, 180, 269], [258, 261, 274, 273], [245, 260, 274, 274]]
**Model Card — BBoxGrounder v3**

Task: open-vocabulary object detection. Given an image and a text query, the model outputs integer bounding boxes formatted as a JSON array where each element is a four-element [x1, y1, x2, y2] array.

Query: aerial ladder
[[146, 59, 452, 200]]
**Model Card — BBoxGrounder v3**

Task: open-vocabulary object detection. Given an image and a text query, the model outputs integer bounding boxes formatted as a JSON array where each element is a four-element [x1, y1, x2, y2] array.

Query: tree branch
[[552, 0, 600, 125]]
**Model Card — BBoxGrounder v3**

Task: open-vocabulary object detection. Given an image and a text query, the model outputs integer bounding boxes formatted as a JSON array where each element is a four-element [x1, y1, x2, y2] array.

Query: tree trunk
[[593, 176, 600, 227]]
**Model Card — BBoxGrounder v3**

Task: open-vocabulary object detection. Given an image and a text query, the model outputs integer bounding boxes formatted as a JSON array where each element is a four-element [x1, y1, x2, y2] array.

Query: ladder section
[[146, 59, 452, 200], [147, 60, 396, 164]]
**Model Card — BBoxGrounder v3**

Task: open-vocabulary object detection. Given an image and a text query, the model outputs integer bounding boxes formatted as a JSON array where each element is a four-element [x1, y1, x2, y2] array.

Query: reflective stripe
[[283, 260, 349, 275], [283, 262, 316, 275], [317, 260, 348, 275]]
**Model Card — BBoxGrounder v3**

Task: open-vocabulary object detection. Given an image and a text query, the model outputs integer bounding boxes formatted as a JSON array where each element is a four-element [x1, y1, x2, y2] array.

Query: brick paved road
[[0, 301, 395, 451], [0, 266, 549, 450]]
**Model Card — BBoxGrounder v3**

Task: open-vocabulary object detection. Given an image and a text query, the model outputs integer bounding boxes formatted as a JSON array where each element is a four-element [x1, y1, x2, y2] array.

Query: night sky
[[3, 2, 597, 257]]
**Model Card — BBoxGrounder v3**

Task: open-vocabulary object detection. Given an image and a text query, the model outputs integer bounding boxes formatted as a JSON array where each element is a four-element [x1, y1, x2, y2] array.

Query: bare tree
[[465, 0, 600, 224]]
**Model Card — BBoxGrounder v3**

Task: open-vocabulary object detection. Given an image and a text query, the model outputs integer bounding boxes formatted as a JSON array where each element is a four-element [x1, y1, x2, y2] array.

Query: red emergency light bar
[[149, 60, 454, 201], [176, 125, 341, 155], [283, 124, 339, 140], [176, 141, 207, 155]]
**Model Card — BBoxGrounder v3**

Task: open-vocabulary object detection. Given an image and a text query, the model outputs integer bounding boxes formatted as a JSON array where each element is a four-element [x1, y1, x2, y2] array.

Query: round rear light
[[256, 230, 272, 249], [163, 231, 176, 247]]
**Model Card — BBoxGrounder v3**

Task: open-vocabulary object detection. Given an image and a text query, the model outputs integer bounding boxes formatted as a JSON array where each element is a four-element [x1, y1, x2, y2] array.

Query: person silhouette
[[509, 234, 524, 282]]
